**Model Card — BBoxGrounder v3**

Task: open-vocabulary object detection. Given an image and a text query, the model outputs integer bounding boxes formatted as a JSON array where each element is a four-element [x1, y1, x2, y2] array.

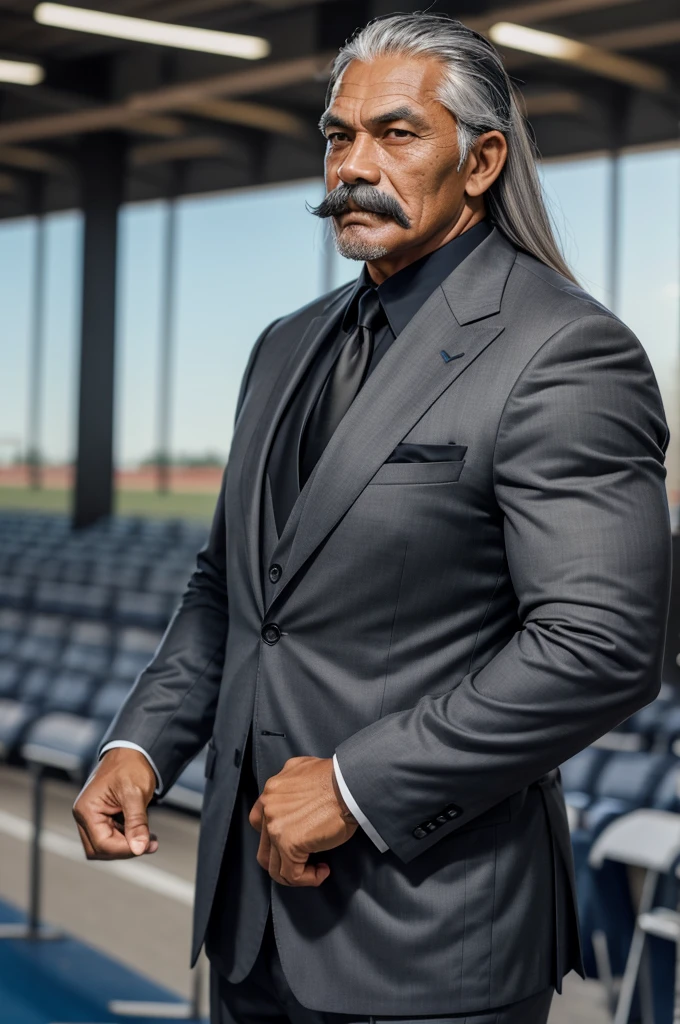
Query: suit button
[[261, 623, 281, 645], [413, 827, 428, 839], [424, 820, 437, 833], [268, 563, 282, 583], [435, 814, 448, 826], [444, 803, 461, 819]]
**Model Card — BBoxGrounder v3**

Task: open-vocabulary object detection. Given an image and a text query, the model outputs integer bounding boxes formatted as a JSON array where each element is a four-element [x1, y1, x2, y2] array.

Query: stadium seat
[[584, 751, 675, 838], [0, 662, 21, 698], [43, 670, 97, 716], [19, 667, 53, 706], [0, 576, 30, 609], [649, 706, 680, 756], [161, 748, 207, 814], [110, 627, 162, 681], [590, 809, 680, 1024], [89, 680, 133, 722], [114, 591, 170, 629], [21, 713, 107, 780], [560, 746, 611, 827], [34, 582, 110, 618], [569, 751, 677, 985], [0, 699, 40, 760], [60, 640, 110, 676], [0, 609, 23, 656]]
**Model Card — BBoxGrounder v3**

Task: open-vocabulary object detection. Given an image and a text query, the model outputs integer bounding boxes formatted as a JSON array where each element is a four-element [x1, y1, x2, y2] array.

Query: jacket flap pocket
[[387, 442, 468, 464]]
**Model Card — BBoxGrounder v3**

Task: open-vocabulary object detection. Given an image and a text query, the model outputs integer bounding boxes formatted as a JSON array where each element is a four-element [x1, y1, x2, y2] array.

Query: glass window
[[539, 155, 610, 306], [0, 217, 33, 502], [619, 148, 680, 526]]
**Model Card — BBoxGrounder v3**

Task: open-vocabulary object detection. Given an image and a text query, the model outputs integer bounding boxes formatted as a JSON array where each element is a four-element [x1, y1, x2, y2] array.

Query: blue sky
[[1, 149, 678, 471]]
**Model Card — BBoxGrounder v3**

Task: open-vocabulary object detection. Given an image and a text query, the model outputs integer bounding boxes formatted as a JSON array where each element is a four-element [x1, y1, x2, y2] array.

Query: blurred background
[[0, 1, 680, 1022]]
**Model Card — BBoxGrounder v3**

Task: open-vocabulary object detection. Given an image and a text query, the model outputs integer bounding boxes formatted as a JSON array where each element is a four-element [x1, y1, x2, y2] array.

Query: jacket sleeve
[[334, 312, 672, 864], [97, 318, 280, 797]]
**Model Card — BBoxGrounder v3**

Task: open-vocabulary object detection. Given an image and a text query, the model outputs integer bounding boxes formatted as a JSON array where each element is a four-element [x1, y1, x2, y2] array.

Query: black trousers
[[209, 908, 554, 1024]]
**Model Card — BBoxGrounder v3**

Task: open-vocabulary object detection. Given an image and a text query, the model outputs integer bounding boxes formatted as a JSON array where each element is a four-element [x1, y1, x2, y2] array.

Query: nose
[[336, 132, 381, 187]]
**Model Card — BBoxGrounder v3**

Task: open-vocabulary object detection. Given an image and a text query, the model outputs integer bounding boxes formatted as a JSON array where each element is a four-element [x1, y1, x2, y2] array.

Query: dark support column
[[72, 133, 125, 529], [26, 176, 47, 490]]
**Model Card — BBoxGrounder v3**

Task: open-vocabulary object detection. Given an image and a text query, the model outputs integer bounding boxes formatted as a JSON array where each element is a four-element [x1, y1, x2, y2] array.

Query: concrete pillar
[[72, 132, 125, 529]]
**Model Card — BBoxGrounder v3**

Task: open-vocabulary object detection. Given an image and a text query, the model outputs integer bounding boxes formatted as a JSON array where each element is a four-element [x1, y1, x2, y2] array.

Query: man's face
[[320, 54, 468, 261]]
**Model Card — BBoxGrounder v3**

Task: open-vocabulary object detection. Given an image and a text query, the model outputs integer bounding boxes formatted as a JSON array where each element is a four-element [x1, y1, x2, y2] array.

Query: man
[[73, 12, 672, 1024]]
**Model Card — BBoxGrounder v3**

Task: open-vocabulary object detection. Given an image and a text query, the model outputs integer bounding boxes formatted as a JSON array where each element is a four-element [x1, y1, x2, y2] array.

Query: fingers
[[73, 756, 157, 860], [265, 831, 330, 888], [119, 785, 152, 855], [256, 819, 271, 872], [249, 796, 264, 833], [74, 800, 143, 860]]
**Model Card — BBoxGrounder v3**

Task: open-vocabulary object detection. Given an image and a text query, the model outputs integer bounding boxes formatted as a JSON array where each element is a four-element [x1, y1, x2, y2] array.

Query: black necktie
[[299, 286, 385, 489]]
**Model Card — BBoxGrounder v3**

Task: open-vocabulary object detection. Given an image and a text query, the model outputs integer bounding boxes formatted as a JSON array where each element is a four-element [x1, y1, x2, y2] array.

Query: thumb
[[120, 786, 151, 855]]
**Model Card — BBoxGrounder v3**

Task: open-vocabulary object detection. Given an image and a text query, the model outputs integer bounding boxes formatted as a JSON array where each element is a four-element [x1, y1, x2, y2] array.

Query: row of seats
[[0, 511, 206, 808], [0, 578, 183, 625], [0, 510, 208, 542], [0, 514, 206, 601], [561, 739, 680, 1022]]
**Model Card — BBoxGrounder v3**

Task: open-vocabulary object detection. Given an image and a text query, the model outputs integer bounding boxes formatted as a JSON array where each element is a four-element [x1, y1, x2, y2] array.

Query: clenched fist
[[248, 755, 359, 887]]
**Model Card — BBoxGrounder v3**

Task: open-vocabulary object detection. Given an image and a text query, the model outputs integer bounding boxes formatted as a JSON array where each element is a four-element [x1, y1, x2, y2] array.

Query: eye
[[326, 131, 350, 144], [385, 128, 416, 139]]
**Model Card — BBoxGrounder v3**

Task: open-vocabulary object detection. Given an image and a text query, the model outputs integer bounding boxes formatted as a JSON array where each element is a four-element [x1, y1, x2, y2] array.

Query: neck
[[365, 204, 485, 286]]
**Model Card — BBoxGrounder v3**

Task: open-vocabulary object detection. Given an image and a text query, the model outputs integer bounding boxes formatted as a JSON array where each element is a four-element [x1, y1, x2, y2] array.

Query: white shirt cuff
[[99, 741, 163, 795], [332, 752, 388, 852]]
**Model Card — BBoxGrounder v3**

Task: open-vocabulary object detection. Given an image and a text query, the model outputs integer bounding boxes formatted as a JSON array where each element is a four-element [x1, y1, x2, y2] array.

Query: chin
[[333, 224, 395, 262]]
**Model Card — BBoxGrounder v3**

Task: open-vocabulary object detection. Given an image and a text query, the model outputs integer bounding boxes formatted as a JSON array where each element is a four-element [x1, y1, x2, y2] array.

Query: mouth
[[336, 207, 388, 224]]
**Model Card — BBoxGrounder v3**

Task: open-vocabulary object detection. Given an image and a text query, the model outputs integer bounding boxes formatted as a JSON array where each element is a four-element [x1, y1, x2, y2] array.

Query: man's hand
[[72, 748, 159, 859], [248, 756, 358, 887]]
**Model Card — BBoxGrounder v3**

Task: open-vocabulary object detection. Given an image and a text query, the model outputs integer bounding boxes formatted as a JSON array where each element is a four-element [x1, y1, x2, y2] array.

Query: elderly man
[[74, 12, 672, 1024]]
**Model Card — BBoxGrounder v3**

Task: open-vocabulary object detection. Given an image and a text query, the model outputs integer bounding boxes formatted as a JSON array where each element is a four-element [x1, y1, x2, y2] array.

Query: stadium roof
[[0, 0, 679, 218]]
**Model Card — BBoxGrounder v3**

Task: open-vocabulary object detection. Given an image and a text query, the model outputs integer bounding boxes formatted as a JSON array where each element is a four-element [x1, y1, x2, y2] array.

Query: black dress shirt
[[266, 217, 493, 538]]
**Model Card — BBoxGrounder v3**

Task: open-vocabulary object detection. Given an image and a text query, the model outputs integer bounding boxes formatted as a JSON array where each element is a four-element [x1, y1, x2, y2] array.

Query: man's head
[[309, 14, 575, 284]]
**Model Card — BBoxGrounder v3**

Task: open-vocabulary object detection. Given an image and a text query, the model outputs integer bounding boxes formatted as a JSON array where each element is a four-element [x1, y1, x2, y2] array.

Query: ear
[[464, 131, 508, 198]]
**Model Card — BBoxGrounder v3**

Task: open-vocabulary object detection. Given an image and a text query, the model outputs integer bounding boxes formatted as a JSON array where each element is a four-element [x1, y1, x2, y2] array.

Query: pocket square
[[386, 442, 468, 464]]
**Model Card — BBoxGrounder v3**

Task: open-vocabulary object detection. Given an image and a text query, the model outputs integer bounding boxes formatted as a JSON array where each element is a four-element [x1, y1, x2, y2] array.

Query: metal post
[[72, 132, 125, 529], [28, 763, 43, 936], [26, 178, 47, 491], [0, 766, 62, 941], [156, 171, 181, 496], [614, 867, 659, 1024]]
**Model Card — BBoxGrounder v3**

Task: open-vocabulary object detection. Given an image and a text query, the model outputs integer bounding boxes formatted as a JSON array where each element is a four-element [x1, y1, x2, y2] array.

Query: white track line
[[0, 809, 195, 906]]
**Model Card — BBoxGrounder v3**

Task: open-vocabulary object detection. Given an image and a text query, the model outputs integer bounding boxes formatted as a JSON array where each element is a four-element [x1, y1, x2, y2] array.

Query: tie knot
[[356, 286, 385, 331]]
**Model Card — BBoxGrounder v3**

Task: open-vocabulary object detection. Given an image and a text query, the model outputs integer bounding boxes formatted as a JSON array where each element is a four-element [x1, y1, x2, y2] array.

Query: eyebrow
[[318, 105, 431, 136]]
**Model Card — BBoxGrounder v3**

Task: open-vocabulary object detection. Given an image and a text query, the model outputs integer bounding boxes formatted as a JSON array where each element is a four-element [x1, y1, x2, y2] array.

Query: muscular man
[[74, 13, 672, 1024]]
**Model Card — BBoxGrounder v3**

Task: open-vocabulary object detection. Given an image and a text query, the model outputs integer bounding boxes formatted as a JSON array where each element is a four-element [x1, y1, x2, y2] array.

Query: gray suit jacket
[[101, 226, 672, 1016]]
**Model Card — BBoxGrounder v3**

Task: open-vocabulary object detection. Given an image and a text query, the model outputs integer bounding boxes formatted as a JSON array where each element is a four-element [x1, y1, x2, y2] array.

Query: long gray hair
[[326, 12, 578, 285]]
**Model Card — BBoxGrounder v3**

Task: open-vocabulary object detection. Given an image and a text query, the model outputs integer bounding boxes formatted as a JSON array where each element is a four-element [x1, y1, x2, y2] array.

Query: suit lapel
[[263, 227, 517, 617], [238, 286, 353, 618]]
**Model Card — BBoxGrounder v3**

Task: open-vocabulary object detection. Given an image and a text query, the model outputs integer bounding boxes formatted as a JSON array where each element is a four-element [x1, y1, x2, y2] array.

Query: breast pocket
[[369, 458, 466, 485]]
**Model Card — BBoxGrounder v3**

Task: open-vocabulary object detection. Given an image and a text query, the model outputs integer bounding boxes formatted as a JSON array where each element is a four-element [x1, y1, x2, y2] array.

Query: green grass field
[[0, 487, 217, 521]]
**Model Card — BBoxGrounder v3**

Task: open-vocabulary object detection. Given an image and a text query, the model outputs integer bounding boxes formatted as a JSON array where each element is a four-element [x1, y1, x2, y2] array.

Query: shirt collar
[[342, 218, 493, 336]]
